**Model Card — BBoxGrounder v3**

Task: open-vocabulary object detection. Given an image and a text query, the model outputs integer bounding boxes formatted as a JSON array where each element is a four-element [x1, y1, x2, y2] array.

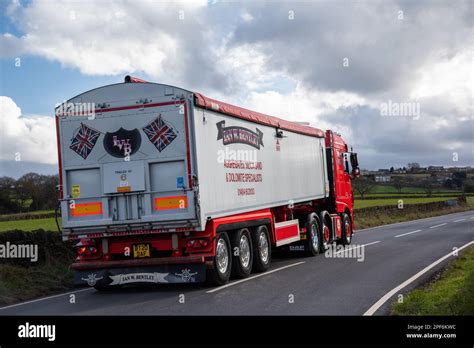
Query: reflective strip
[[117, 186, 131, 192], [71, 202, 103, 216], [155, 196, 187, 210]]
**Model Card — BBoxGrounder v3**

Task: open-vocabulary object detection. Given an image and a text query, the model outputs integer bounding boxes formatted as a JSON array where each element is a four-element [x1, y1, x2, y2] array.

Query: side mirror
[[350, 153, 360, 178], [350, 153, 359, 168]]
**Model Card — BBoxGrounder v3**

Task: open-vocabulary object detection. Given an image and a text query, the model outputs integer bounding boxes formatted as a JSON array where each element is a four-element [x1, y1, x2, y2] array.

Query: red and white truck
[[55, 76, 360, 289]]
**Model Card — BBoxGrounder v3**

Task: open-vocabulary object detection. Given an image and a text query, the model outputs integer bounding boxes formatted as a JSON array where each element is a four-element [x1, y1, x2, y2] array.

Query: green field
[[0, 218, 60, 232], [354, 196, 459, 210], [368, 185, 460, 194]]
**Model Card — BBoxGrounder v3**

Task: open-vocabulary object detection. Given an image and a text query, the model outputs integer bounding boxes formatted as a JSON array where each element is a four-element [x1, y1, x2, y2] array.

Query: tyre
[[230, 228, 253, 278], [252, 225, 271, 272], [93, 279, 114, 292], [341, 213, 353, 245], [305, 216, 321, 256], [320, 215, 331, 252], [206, 232, 232, 285]]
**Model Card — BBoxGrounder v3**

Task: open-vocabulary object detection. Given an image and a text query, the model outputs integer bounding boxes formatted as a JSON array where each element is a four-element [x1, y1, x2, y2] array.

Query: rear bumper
[[73, 255, 206, 286]]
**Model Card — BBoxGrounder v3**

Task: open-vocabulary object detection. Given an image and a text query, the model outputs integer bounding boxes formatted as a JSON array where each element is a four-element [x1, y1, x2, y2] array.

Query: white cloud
[[410, 49, 473, 119], [0, 96, 57, 164], [244, 84, 366, 134], [1, 0, 473, 170]]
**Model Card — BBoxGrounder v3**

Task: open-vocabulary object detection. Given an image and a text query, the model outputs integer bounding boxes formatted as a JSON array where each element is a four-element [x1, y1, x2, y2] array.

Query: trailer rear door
[[57, 88, 197, 235]]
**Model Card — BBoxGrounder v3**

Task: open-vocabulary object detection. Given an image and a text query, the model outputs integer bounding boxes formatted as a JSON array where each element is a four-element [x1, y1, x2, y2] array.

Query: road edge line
[[356, 210, 474, 233], [0, 288, 94, 311], [363, 240, 474, 316]]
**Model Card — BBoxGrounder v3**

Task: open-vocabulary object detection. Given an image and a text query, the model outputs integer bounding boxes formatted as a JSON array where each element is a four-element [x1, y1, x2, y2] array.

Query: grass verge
[[354, 196, 459, 210], [0, 230, 75, 306], [0, 218, 61, 232], [392, 246, 474, 315], [356, 197, 474, 229]]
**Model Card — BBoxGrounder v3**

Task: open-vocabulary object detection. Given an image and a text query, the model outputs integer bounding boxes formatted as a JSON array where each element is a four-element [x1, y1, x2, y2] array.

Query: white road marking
[[0, 287, 94, 310], [356, 211, 474, 233], [207, 261, 305, 293], [453, 219, 466, 222], [363, 240, 474, 316], [429, 223, 447, 229], [334, 240, 381, 255], [394, 230, 422, 238]]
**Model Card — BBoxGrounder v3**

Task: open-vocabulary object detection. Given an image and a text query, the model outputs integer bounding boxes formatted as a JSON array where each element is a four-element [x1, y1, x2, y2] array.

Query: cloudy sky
[[0, 0, 472, 178]]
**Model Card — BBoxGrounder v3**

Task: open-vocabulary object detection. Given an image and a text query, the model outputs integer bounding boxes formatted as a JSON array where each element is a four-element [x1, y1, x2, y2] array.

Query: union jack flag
[[142, 115, 177, 152], [69, 123, 101, 159]]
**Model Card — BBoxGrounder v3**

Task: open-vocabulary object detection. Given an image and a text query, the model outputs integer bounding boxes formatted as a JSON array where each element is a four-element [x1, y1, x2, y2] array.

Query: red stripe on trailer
[[183, 102, 193, 188], [55, 114, 64, 199], [194, 93, 325, 138], [212, 209, 273, 226]]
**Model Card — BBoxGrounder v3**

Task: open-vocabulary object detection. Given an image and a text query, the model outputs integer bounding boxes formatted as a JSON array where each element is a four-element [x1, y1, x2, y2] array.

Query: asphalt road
[[1, 210, 473, 316]]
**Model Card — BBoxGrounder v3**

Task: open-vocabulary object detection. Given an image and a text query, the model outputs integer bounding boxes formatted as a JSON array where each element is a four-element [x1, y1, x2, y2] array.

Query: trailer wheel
[[230, 228, 253, 278], [341, 213, 353, 245], [252, 225, 271, 272], [207, 232, 232, 286], [306, 217, 321, 256], [93, 279, 114, 292]]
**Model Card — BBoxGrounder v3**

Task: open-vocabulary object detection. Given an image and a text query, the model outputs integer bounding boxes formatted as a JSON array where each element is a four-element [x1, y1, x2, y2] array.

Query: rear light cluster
[[77, 246, 98, 255], [186, 238, 209, 248], [76, 239, 99, 257]]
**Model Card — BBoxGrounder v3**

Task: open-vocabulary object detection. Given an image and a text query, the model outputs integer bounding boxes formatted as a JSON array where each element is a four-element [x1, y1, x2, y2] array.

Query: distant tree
[[0, 176, 21, 214], [421, 180, 434, 197], [443, 178, 456, 190], [464, 179, 474, 193], [392, 177, 404, 194], [407, 162, 420, 172], [452, 172, 467, 190], [352, 177, 375, 199], [390, 166, 394, 173], [16, 173, 58, 211]]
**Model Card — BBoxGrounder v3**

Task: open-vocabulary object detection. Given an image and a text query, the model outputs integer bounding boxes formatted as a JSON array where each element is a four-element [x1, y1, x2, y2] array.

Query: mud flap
[[75, 263, 206, 287]]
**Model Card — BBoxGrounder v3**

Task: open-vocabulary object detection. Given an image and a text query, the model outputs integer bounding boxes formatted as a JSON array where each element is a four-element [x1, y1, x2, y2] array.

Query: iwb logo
[[113, 136, 132, 156], [103, 127, 141, 158]]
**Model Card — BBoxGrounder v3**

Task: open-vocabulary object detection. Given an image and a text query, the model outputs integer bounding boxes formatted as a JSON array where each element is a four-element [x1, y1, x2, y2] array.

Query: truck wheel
[[206, 232, 232, 286], [252, 225, 271, 272], [341, 213, 353, 245], [230, 228, 253, 278], [306, 217, 321, 256], [320, 218, 331, 252]]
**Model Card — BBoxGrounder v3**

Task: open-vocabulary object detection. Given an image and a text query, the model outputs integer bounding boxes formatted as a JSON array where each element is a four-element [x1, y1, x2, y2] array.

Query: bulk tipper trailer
[[55, 76, 360, 289]]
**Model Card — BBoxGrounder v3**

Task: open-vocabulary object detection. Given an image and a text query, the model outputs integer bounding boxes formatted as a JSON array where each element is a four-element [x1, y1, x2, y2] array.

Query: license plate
[[133, 244, 151, 258]]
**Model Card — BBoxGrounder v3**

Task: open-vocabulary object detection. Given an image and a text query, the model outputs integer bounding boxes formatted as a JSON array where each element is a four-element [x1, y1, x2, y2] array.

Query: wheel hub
[[216, 238, 229, 274], [258, 232, 269, 263], [239, 235, 251, 268]]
